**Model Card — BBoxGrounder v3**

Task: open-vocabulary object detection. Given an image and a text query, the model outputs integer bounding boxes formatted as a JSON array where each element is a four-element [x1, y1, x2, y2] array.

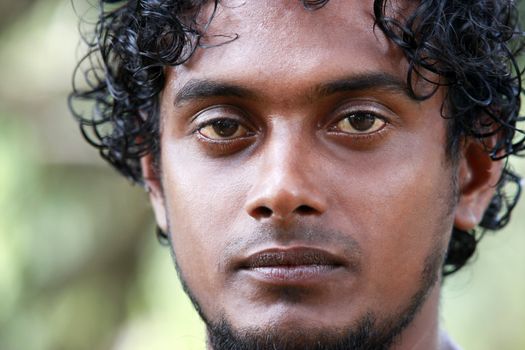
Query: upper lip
[[239, 247, 347, 269]]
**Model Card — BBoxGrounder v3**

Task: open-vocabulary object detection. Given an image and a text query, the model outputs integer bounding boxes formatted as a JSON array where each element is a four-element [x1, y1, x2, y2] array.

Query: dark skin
[[141, 1, 501, 348]]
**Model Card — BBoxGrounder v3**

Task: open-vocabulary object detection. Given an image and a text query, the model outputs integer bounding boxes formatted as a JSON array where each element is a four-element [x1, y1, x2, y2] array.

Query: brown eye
[[336, 112, 385, 134], [199, 119, 250, 140]]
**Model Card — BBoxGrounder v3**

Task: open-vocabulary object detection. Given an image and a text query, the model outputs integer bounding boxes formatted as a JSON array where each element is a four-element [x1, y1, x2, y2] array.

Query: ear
[[141, 153, 168, 233], [454, 139, 503, 230]]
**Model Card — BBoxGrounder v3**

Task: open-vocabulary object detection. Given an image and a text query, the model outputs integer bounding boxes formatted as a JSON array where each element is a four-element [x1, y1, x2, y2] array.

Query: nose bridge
[[245, 123, 327, 221], [265, 126, 305, 187]]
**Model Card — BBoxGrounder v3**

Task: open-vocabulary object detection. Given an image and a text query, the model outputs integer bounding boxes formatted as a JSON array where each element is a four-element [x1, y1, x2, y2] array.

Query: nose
[[244, 135, 328, 223]]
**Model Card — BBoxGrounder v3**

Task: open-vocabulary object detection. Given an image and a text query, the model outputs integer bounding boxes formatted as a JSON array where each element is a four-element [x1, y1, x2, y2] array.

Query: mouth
[[238, 247, 347, 285]]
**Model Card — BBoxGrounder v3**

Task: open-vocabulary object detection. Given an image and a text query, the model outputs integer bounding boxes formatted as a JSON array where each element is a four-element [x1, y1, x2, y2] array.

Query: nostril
[[295, 205, 317, 215], [253, 206, 273, 218]]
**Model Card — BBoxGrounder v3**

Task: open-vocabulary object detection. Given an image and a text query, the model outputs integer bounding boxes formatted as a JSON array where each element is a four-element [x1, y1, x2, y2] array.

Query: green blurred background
[[0, 1, 523, 349]]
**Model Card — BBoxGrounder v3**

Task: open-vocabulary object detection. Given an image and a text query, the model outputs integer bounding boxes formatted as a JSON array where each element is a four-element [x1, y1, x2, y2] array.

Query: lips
[[238, 247, 347, 284]]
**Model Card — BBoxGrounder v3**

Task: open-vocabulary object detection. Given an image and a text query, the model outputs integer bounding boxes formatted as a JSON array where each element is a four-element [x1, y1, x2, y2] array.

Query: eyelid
[[191, 104, 245, 123], [190, 104, 257, 132], [332, 113, 386, 134], [325, 100, 399, 129], [199, 121, 253, 141], [190, 106, 257, 156], [335, 100, 393, 119], [320, 100, 399, 148]]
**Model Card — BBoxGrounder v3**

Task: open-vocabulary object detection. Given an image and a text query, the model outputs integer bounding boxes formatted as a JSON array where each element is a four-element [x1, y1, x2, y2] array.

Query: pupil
[[212, 120, 239, 137], [349, 114, 375, 131]]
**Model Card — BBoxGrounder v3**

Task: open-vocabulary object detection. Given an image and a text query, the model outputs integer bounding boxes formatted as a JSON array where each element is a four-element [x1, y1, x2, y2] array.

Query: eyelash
[[193, 117, 253, 135], [329, 111, 389, 135], [193, 117, 255, 154]]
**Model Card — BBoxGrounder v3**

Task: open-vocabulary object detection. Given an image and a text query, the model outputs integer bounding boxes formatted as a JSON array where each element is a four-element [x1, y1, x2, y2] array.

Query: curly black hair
[[69, 0, 525, 275]]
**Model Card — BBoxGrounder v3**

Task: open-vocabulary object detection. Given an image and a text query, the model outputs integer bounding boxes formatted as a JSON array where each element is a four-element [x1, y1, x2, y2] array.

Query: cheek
[[367, 158, 451, 274], [327, 133, 454, 302], [160, 142, 252, 310]]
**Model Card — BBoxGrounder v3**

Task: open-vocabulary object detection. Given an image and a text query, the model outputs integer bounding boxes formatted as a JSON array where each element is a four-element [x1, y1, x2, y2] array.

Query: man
[[70, 0, 524, 349]]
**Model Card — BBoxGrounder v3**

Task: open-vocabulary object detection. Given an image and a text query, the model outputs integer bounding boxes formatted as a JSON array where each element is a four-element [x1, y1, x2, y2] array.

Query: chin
[[205, 312, 400, 350]]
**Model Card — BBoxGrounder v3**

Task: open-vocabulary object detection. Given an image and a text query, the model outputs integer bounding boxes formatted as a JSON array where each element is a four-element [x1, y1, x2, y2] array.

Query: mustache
[[219, 223, 363, 271]]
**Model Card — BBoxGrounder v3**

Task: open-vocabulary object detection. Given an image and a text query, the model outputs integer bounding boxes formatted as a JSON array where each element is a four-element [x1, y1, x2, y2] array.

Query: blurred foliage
[[0, 1, 523, 349]]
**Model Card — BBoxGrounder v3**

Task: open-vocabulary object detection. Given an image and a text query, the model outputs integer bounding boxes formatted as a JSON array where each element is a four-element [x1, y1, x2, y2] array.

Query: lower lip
[[243, 265, 340, 284]]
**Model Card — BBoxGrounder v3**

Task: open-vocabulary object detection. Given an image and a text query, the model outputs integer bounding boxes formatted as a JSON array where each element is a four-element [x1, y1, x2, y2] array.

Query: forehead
[[168, 0, 406, 93]]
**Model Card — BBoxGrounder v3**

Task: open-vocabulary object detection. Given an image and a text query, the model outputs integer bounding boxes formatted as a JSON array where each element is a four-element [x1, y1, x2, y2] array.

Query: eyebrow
[[174, 80, 257, 105], [173, 73, 411, 106], [317, 73, 410, 99]]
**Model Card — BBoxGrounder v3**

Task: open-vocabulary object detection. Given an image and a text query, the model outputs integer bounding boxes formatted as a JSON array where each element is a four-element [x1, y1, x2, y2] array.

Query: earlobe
[[454, 140, 503, 231], [141, 154, 168, 233]]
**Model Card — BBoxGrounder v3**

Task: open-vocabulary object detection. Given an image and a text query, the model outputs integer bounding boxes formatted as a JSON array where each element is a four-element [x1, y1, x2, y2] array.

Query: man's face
[[151, 0, 457, 348]]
